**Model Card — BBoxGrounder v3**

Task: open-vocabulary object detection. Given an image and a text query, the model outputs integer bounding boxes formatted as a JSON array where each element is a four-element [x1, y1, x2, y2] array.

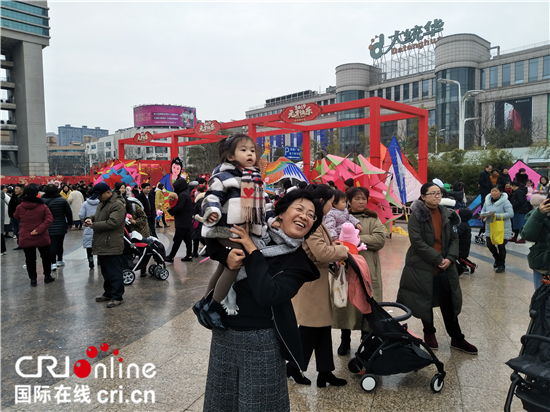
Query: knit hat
[[432, 178, 444, 188], [530, 194, 547, 208]]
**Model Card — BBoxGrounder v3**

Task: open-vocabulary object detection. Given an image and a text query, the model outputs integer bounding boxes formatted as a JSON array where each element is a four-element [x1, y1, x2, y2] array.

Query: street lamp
[[437, 78, 485, 150]]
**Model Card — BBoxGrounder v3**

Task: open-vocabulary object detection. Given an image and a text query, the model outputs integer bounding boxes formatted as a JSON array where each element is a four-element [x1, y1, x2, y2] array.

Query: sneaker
[[493, 260, 499, 268], [164, 224, 170, 228], [51, 264, 57, 271], [424, 333, 439, 349], [12, 235, 17, 239], [107, 300, 124, 308], [496, 263, 506, 273], [44, 276, 55, 284], [30, 279, 37, 287], [1, 252, 6, 256], [165, 256, 174, 263], [451, 338, 478, 354], [181, 256, 193, 262], [95, 295, 111, 302], [57, 261, 65, 267]]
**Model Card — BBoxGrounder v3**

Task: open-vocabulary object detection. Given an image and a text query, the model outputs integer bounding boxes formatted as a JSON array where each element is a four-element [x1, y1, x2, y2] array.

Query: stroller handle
[[378, 302, 413, 322]]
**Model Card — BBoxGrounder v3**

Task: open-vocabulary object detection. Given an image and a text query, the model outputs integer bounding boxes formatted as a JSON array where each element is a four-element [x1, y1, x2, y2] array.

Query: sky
[[42, 1, 550, 134]]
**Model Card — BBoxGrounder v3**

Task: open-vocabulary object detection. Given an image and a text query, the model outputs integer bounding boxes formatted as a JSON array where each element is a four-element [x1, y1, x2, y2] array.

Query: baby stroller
[[504, 275, 550, 412], [344, 254, 446, 393], [122, 230, 169, 285]]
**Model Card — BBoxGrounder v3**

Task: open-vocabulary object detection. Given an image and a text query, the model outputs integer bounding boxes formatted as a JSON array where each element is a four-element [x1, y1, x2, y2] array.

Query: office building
[[57, 125, 109, 146], [1, 0, 50, 175]]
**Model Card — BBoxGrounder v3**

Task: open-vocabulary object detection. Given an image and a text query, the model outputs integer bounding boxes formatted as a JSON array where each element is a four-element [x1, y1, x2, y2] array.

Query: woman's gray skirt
[[203, 328, 289, 412]]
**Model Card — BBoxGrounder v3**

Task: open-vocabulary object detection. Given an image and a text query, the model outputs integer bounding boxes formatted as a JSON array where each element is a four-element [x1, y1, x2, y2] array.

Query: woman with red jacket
[[13, 186, 54, 286]]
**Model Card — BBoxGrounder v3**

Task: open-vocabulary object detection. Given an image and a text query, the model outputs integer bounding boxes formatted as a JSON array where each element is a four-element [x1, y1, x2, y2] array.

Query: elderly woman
[[397, 182, 477, 354], [480, 184, 514, 273], [333, 186, 386, 355], [202, 189, 322, 412], [289, 184, 349, 388]]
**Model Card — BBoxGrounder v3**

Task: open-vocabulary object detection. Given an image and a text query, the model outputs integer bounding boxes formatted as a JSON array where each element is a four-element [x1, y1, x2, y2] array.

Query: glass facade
[[1, 8, 48, 26], [544, 56, 550, 80], [369, 90, 375, 97], [490, 66, 498, 88], [385, 87, 391, 100], [502, 64, 511, 86], [435, 67, 476, 148], [0, 18, 49, 35], [1, 1, 49, 36], [336, 90, 365, 153], [480, 68, 485, 89], [403, 84, 409, 102], [412, 82, 419, 101], [380, 121, 397, 147], [2, 1, 48, 16], [529, 58, 538, 82], [515, 61, 524, 84], [422, 80, 429, 98], [394, 85, 400, 102]]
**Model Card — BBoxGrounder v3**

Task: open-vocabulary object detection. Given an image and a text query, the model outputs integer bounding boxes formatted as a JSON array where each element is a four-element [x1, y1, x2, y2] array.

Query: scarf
[[236, 221, 304, 281], [240, 166, 265, 226]]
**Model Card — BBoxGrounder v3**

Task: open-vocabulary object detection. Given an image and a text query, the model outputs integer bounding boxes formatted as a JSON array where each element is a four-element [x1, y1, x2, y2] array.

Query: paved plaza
[[1, 223, 533, 411]]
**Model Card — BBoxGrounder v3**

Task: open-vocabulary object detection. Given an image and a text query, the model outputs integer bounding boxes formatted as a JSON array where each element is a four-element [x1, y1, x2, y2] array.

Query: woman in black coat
[[165, 179, 194, 262], [397, 182, 477, 354], [509, 181, 530, 243], [202, 189, 322, 412], [42, 184, 73, 270]]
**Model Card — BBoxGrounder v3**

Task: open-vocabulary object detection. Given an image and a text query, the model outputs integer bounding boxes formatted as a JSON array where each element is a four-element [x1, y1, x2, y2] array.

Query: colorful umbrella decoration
[[93, 160, 146, 188], [263, 157, 308, 185]]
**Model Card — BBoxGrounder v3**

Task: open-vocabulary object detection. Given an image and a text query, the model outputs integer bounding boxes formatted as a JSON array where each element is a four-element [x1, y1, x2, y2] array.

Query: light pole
[[437, 78, 484, 150]]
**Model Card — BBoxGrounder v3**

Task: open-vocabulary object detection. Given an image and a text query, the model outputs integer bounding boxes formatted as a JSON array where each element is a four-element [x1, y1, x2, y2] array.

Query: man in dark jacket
[[477, 165, 492, 236], [136, 182, 157, 238], [165, 179, 194, 262], [8, 184, 24, 250], [84, 182, 126, 308], [496, 168, 512, 187]]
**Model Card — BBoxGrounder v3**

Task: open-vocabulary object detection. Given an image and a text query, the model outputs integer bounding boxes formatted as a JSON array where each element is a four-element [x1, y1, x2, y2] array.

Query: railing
[[495, 41, 550, 57]]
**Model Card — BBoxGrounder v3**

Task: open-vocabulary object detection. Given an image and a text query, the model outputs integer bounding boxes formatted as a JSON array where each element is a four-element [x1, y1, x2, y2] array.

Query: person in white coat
[[68, 189, 85, 230], [79, 195, 100, 269], [480, 185, 514, 273]]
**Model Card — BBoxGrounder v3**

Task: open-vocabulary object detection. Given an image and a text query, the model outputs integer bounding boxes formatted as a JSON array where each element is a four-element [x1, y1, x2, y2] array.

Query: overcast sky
[[43, 1, 550, 134]]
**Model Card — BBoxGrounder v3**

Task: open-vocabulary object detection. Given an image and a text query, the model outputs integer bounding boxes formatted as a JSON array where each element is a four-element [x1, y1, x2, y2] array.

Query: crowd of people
[[1, 137, 549, 412]]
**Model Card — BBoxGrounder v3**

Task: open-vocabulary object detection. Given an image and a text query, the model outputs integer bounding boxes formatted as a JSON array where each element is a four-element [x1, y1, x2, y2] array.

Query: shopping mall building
[[245, 30, 550, 155]]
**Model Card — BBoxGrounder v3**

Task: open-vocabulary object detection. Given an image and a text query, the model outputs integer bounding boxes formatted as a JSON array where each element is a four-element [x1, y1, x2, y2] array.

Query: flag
[[388, 137, 408, 204]]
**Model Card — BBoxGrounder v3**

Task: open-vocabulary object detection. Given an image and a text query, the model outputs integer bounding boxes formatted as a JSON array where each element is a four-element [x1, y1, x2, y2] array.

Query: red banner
[[133, 131, 154, 144], [280, 103, 322, 123], [194, 121, 221, 136]]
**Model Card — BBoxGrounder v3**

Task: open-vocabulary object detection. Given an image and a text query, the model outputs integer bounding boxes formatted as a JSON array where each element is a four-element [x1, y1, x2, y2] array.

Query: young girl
[[324, 189, 362, 240], [200, 134, 270, 328]]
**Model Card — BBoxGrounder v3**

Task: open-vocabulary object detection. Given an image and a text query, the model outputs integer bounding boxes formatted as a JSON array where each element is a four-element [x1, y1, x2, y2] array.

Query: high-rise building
[[1, 0, 50, 176], [57, 124, 109, 146]]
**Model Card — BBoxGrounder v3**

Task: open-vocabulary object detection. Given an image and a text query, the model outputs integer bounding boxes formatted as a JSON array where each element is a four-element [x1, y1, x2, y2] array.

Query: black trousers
[[147, 216, 157, 238], [23, 246, 51, 279], [192, 239, 200, 255], [486, 238, 508, 264], [298, 325, 335, 373], [422, 276, 464, 340], [49, 234, 65, 264], [1, 234, 5, 253], [169, 228, 192, 259], [98, 255, 125, 301]]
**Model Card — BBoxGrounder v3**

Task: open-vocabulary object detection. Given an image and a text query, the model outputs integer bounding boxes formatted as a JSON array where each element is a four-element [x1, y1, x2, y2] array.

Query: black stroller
[[345, 255, 446, 393], [504, 276, 550, 412], [122, 229, 169, 285]]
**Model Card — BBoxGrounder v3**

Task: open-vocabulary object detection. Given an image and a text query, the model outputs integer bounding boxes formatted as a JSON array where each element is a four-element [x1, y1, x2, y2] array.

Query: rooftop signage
[[133, 131, 153, 145], [369, 19, 444, 59], [280, 103, 322, 124]]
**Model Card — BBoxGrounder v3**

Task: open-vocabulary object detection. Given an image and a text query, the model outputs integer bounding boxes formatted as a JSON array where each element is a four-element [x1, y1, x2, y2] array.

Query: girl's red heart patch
[[243, 188, 254, 198]]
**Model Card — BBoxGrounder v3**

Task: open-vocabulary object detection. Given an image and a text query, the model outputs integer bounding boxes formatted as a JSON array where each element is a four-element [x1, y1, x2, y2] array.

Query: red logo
[[194, 120, 221, 136], [243, 188, 254, 198], [74, 342, 122, 378], [133, 131, 153, 145], [280, 103, 322, 123]]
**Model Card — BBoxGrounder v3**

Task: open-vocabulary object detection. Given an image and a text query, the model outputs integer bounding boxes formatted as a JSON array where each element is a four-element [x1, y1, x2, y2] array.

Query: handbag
[[333, 263, 348, 308], [490, 213, 504, 245]]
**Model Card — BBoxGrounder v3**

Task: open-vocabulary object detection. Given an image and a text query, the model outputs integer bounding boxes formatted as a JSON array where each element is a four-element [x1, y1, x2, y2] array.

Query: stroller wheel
[[360, 374, 377, 392], [430, 374, 444, 393], [148, 265, 158, 276], [348, 357, 362, 374], [156, 268, 169, 281], [123, 269, 135, 285]]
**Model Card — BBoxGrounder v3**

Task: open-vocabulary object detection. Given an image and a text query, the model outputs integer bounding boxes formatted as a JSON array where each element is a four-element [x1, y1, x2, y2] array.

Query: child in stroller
[[344, 254, 446, 393], [122, 228, 169, 285], [505, 273, 550, 412], [457, 208, 478, 275]]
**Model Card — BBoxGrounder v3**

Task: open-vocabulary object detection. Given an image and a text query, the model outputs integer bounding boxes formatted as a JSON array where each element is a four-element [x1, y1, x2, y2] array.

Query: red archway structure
[[118, 97, 429, 183]]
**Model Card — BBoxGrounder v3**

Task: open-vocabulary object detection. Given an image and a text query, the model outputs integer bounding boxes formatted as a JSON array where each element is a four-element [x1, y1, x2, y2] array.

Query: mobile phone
[[547, 192, 550, 201]]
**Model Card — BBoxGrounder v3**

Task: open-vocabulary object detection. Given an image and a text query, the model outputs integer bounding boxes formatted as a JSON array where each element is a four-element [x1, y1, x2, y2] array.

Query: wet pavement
[[1, 223, 533, 411]]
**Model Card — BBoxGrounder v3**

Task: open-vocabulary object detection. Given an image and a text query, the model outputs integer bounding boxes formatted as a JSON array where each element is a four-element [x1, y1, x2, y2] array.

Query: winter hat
[[530, 194, 546, 208], [432, 178, 444, 188]]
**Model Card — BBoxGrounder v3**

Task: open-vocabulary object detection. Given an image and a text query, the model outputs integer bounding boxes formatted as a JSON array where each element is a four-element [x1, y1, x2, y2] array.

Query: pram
[[344, 254, 446, 393], [122, 230, 169, 285], [504, 275, 550, 412]]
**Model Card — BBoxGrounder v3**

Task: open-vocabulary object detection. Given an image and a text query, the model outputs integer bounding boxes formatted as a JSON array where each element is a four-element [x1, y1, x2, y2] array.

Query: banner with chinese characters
[[280, 103, 322, 124]]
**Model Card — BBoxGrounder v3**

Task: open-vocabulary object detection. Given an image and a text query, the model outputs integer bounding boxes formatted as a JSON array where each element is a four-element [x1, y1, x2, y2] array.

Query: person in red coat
[[13, 186, 54, 286]]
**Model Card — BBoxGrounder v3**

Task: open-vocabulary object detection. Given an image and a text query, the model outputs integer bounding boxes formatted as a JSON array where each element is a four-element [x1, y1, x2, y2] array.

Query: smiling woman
[[202, 189, 323, 412]]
